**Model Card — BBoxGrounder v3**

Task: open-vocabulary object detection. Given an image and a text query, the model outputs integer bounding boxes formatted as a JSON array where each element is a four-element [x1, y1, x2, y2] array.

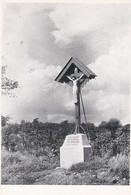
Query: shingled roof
[[55, 57, 97, 83]]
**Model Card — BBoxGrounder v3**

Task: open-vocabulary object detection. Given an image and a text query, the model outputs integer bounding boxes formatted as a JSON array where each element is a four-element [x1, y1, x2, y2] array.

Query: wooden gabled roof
[[55, 57, 97, 83]]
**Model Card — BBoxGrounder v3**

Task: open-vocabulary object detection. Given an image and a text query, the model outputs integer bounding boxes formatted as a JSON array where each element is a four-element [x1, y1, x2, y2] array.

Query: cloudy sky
[[2, 3, 130, 125]]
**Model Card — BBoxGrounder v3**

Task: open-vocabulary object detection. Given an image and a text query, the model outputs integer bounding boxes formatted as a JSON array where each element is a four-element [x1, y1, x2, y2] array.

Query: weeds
[[108, 154, 129, 180], [1, 147, 130, 185], [1, 147, 58, 184]]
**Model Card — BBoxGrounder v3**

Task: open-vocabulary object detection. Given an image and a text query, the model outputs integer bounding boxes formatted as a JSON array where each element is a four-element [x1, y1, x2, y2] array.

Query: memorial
[[60, 134, 92, 169], [55, 57, 96, 169]]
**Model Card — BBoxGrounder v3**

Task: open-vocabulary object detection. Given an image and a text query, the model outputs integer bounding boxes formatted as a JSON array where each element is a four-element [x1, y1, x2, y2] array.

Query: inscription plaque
[[66, 136, 80, 146]]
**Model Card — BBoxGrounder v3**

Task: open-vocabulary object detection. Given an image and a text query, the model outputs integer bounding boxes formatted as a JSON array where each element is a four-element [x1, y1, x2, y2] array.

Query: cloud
[[82, 32, 130, 124], [49, 4, 130, 124], [49, 4, 130, 63], [49, 4, 130, 43], [2, 3, 130, 125]]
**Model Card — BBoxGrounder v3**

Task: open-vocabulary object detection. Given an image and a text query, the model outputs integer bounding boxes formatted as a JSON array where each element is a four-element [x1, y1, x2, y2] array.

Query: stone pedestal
[[60, 133, 91, 169]]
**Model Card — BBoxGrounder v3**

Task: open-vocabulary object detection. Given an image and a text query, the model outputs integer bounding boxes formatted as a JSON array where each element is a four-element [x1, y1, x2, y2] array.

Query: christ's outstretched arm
[[66, 75, 73, 81]]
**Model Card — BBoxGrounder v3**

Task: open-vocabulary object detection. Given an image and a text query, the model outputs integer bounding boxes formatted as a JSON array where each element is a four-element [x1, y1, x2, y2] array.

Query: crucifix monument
[[55, 57, 96, 168]]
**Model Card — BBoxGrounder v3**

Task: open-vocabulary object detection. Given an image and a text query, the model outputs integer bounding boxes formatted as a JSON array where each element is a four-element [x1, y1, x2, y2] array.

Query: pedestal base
[[60, 133, 91, 169]]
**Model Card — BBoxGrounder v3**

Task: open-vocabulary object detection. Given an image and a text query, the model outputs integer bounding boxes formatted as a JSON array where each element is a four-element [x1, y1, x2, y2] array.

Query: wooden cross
[[55, 57, 96, 134]]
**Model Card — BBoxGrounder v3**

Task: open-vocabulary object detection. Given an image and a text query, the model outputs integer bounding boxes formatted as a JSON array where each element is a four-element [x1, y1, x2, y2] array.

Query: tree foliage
[[2, 118, 130, 158], [1, 66, 18, 96], [106, 118, 121, 139], [1, 116, 10, 127]]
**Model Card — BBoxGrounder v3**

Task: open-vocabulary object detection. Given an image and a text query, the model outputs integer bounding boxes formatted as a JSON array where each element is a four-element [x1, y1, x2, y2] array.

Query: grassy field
[[1, 147, 129, 185]]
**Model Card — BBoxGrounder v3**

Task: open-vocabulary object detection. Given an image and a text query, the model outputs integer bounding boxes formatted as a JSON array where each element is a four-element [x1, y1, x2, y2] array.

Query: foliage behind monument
[[2, 118, 130, 158]]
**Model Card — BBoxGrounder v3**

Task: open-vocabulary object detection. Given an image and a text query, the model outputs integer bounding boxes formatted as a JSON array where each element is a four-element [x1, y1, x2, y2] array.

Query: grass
[[68, 154, 129, 185], [1, 147, 59, 184], [69, 155, 109, 172], [1, 147, 130, 185], [108, 154, 130, 180]]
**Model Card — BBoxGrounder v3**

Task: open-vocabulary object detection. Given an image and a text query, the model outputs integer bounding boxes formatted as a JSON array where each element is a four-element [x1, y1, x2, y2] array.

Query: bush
[[1, 147, 58, 184], [69, 155, 108, 172], [108, 154, 130, 179]]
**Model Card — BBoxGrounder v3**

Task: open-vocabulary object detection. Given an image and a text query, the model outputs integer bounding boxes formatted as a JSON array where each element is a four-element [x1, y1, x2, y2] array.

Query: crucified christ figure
[[67, 73, 84, 104]]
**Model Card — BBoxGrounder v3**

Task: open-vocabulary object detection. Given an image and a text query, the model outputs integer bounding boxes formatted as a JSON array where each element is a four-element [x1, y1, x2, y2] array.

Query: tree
[[98, 121, 107, 130], [1, 66, 18, 96], [1, 115, 10, 127], [33, 118, 39, 124], [106, 118, 121, 139], [60, 120, 70, 137], [82, 122, 97, 141]]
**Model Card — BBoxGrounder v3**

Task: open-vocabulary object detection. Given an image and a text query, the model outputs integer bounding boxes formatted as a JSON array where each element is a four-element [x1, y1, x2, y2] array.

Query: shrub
[[1, 147, 58, 184], [69, 155, 108, 172], [108, 154, 130, 179]]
